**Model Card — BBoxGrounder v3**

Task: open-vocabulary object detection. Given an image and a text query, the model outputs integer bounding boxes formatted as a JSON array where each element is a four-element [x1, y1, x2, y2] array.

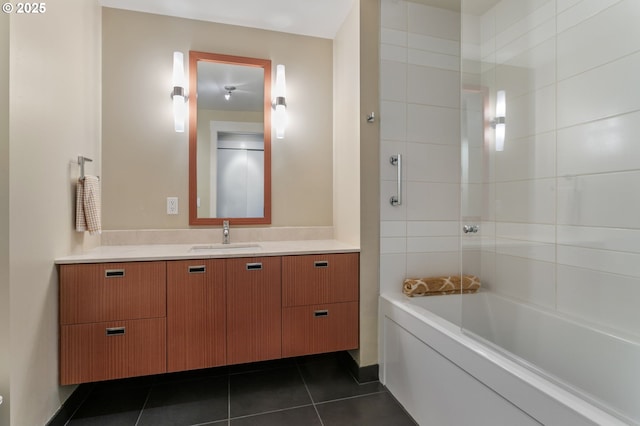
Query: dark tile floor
[[65, 353, 417, 426]]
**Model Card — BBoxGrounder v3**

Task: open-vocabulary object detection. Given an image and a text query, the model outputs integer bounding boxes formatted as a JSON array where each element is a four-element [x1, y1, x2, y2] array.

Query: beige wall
[[333, 0, 381, 368], [0, 10, 9, 426], [8, 0, 101, 424], [358, 0, 381, 368], [102, 9, 334, 229]]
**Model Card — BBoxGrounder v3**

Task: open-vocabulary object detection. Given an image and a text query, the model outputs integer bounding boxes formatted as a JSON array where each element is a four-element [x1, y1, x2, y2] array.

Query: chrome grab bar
[[390, 154, 402, 206]]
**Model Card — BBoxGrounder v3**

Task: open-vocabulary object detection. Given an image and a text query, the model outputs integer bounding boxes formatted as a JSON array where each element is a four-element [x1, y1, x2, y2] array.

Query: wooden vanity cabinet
[[59, 251, 359, 384], [167, 259, 226, 372], [226, 256, 282, 365], [281, 253, 359, 357], [59, 261, 167, 385]]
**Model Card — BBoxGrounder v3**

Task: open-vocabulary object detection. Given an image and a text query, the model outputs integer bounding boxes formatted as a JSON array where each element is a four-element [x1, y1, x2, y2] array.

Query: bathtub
[[379, 291, 639, 425]]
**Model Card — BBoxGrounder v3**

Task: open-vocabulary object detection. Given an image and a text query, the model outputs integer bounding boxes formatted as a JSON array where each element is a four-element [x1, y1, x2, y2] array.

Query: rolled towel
[[403, 275, 480, 297]]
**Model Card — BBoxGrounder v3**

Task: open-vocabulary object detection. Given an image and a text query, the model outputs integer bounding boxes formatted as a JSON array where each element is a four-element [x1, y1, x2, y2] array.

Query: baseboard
[[46, 384, 93, 426], [339, 351, 379, 384]]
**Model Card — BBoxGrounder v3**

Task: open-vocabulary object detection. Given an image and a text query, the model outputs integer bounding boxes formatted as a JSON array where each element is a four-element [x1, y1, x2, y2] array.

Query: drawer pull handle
[[314, 261, 329, 268], [188, 265, 206, 273], [314, 310, 329, 317], [246, 262, 262, 270], [106, 327, 125, 336], [105, 269, 125, 278]]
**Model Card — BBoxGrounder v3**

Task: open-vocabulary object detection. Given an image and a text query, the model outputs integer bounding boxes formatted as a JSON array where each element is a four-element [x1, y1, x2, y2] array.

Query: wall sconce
[[492, 90, 506, 151], [171, 51, 188, 133], [272, 64, 287, 139]]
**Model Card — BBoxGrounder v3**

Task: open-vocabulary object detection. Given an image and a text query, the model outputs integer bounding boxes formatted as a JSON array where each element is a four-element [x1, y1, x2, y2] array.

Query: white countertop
[[54, 240, 360, 264]]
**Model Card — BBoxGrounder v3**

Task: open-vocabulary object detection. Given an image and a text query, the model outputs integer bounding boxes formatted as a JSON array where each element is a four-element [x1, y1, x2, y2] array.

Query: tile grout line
[[296, 360, 325, 426], [62, 384, 96, 426], [133, 385, 153, 426], [227, 373, 231, 426]]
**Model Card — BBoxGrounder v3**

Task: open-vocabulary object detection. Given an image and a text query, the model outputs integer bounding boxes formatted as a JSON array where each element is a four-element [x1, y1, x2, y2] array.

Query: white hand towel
[[75, 175, 101, 235]]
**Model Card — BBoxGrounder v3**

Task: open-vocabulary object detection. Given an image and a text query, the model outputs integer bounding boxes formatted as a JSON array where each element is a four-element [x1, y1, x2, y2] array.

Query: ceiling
[[99, 0, 498, 39], [99, 0, 357, 39]]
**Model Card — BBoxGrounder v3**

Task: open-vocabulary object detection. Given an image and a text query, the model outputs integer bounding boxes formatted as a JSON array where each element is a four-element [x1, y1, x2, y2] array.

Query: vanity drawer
[[59, 317, 166, 385], [282, 253, 359, 307], [282, 301, 358, 357], [59, 261, 166, 324]]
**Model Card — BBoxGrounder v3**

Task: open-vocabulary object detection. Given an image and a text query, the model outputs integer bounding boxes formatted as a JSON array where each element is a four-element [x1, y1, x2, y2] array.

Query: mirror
[[189, 51, 272, 225]]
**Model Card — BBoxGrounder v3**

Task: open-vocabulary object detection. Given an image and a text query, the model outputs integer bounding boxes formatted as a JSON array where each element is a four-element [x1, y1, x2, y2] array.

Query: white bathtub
[[379, 291, 639, 425]]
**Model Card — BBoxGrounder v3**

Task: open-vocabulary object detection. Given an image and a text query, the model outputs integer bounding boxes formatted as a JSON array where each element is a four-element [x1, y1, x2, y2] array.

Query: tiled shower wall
[[466, 0, 640, 339], [379, 0, 461, 293]]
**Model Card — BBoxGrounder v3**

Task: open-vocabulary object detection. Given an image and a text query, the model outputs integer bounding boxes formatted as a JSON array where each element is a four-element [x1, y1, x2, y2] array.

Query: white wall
[[460, 1, 640, 419], [379, 0, 461, 294], [472, 0, 640, 340], [8, 1, 101, 424]]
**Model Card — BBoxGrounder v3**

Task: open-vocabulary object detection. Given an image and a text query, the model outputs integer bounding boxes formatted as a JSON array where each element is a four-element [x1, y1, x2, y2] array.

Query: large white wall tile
[[496, 238, 556, 262], [380, 101, 407, 140], [381, 237, 407, 254], [493, 253, 556, 308], [408, 2, 460, 41], [407, 220, 459, 236], [557, 172, 640, 228], [409, 33, 460, 56], [494, 0, 554, 35], [407, 65, 460, 108], [557, 265, 640, 339], [381, 0, 408, 31], [407, 143, 460, 183], [495, 178, 556, 224], [380, 253, 407, 294], [461, 182, 484, 218], [557, 110, 640, 176], [406, 251, 460, 277], [407, 104, 460, 145], [496, 38, 556, 98], [558, 0, 626, 35], [381, 28, 408, 47], [508, 85, 556, 139], [495, 131, 556, 182], [380, 60, 407, 103], [558, 245, 640, 278], [408, 49, 459, 72], [380, 43, 408, 63], [406, 182, 460, 221], [558, 0, 640, 79], [496, 14, 555, 65], [495, 0, 555, 51], [558, 225, 640, 254], [557, 50, 640, 128], [496, 222, 555, 243], [407, 236, 459, 253], [381, 220, 407, 238]]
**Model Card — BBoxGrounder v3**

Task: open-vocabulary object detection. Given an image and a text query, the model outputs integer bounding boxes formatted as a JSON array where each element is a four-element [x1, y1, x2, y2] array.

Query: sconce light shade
[[495, 90, 506, 151], [273, 64, 287, 139], [171, 51, 188, 133]]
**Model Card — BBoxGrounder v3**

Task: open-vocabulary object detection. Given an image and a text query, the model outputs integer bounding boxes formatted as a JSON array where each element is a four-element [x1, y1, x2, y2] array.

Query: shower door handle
[[463, 225, 479, 234], [390, 154, 402, 206]]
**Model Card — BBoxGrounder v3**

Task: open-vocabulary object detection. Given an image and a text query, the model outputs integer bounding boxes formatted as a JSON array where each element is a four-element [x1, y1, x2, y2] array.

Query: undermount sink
[[189, 243, 261, 252]]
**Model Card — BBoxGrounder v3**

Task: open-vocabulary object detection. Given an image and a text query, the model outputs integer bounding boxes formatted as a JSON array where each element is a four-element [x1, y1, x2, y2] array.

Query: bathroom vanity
[[56, 241, 359, 385]]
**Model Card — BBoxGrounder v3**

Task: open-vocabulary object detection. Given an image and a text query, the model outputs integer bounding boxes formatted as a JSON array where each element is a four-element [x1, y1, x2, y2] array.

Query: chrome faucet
[[222, 220, 230, 244]]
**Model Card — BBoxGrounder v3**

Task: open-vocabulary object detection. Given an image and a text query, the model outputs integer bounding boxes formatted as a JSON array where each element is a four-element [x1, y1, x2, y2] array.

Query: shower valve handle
[[463, 225, 479, 234]]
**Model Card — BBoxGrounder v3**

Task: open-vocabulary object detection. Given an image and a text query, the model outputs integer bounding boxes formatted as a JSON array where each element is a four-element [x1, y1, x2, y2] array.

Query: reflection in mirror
[[189, 51, 272, 225]]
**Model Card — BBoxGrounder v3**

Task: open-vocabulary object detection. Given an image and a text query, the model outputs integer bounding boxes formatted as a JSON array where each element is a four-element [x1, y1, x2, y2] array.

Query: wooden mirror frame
[[189, 51, 272, 225]]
